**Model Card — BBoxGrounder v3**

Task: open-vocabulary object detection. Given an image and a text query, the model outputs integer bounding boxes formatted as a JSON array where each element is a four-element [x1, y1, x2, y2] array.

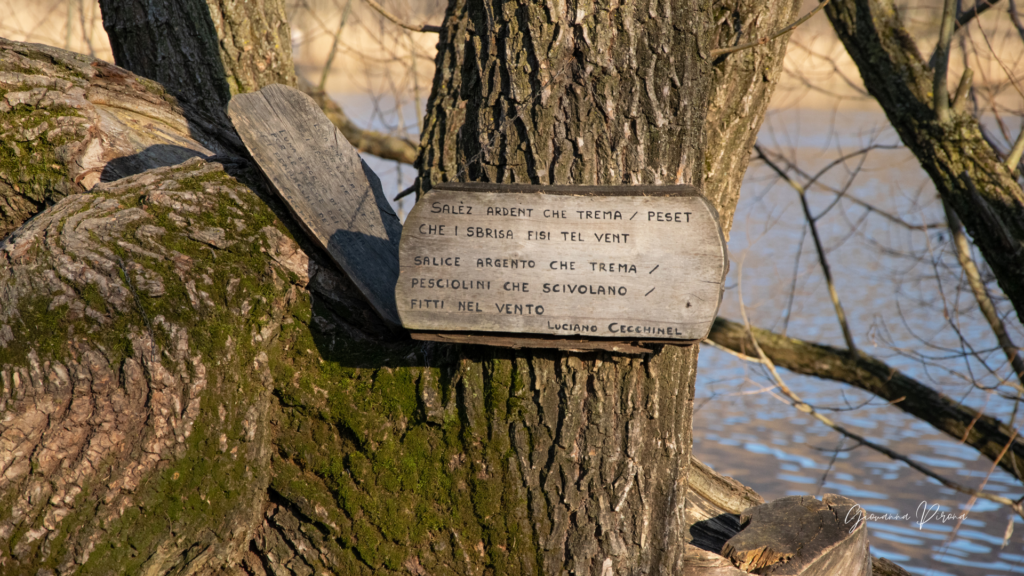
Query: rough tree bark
[[98, 0, 296, 154], [0, 38, 220, 239], [0, 0, 804, 573]]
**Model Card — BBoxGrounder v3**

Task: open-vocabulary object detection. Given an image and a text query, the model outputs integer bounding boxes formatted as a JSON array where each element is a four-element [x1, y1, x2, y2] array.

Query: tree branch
[[956, 0, 1003, 30], [1007, 127, 1024, 173], [825, 0, 1024, 324], [951, 67, 974, 111], [943, 200, 1024, 391], [726, 307, 1024, 517], [706, 317, 1024, 482], [318, 0, 353, 92], [362, 0, 441, 33], [709, 0, 832, 59], [1011, 0, 1024, 43], [934, 0, 958, 123], [754, 145, 858, 355]]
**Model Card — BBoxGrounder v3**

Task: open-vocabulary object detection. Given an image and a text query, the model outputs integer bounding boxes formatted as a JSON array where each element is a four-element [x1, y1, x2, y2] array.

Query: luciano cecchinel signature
[[844, 501, 968, 532]]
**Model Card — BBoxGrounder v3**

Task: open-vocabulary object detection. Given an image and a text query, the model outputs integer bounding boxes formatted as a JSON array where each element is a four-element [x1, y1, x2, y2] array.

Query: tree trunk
[[0, 0, 802, 572], [98, 0, 297, 154], [414, 3, 712, 571]]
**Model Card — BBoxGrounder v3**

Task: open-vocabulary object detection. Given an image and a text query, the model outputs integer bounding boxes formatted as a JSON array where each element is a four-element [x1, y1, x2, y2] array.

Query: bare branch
[[298, 81, 418, 165], [709, 0, 832, 59], [943, 201, 1024, 389], [1012, 0, 1024, 43], [318, 0, 353, 93], [362, 0, 441, 33], [706, 317, 1024, 481], [1007, 128, 1024, 173], [729, 293, 1024, 516], [754, 145, 858, 355], [756, 145, 942, 230], [951, 67, 974, 111], [956, 0, 1003, 30]]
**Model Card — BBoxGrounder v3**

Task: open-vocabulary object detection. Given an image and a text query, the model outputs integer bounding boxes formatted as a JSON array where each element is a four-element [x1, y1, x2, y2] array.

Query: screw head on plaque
[[396, 183, 728, 344]]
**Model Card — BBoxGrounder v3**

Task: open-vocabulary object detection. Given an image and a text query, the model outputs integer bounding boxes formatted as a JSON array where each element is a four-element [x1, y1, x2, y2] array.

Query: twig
[[754, 145, 858, 355], [709, 0, 832, 59], [707, 316, 1024, 481], [926, 0, 1004, 67], [299, 81, 418, 165], [943, 200, 1024, 391], [781, 224, 807, 338], [951, 68, 974, 111], [816, 438, 845, 498], [393, 184, 416, 202], [734, 275, 1024, 519], [757, 147, 943, 230], [956, 0, 1003, 30], [65, 0, 73, 50], [318, 0, 353, 92], [1012, 0, 1024, 44], [933, 0, 958, 123], [974, 5, 1024, 99], [945, 427, 1019, 546], [757, 143, 937, 228], [77, 0, 94, 57], [363, 0, 441, 34]]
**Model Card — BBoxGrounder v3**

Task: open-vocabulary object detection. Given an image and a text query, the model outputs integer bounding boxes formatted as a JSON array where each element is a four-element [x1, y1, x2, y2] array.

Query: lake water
[[339, 94, 1024, 575]]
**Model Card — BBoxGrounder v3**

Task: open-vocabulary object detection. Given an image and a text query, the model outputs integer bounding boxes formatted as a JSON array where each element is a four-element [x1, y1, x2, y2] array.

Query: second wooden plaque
[[396, 183, 728, 342]]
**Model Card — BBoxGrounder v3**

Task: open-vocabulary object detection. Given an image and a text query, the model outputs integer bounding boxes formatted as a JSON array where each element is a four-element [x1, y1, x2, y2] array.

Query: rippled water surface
[[699, 107, 1024, 576], [339, 94, 1024, 575]]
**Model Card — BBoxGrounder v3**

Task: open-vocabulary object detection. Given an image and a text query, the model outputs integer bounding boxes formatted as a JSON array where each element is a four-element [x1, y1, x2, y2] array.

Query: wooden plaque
[[396, 183, 727, 342], [228, 85, 402, 326]]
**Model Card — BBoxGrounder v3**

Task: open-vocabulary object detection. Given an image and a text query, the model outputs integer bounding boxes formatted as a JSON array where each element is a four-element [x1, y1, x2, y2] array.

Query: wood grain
[[227, 84, 402, 326], [721, 495, 871, 575], [396, 184, 727, 340]]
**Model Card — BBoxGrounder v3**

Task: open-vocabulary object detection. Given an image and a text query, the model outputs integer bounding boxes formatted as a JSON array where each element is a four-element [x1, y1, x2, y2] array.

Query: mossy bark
[[0, 0, 802, 572], [0, 39, 224, 242]]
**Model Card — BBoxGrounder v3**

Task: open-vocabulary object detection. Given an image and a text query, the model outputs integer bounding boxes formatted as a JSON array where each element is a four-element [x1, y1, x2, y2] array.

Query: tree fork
[[0, 0, 810, 571]]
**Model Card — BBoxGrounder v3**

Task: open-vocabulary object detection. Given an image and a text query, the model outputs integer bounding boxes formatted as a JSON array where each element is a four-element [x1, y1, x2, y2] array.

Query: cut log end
[[725, 545, 794, 573], [721, 494, 870, 575]]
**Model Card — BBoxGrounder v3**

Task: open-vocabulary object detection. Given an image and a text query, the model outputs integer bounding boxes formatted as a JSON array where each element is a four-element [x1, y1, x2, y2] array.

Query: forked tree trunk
[[0, 0, 802, 572]]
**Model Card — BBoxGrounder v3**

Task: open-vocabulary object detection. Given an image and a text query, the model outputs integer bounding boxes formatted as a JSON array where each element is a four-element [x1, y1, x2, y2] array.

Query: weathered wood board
[[227, 84, 402, 326], [396, 183, 727, 341]]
